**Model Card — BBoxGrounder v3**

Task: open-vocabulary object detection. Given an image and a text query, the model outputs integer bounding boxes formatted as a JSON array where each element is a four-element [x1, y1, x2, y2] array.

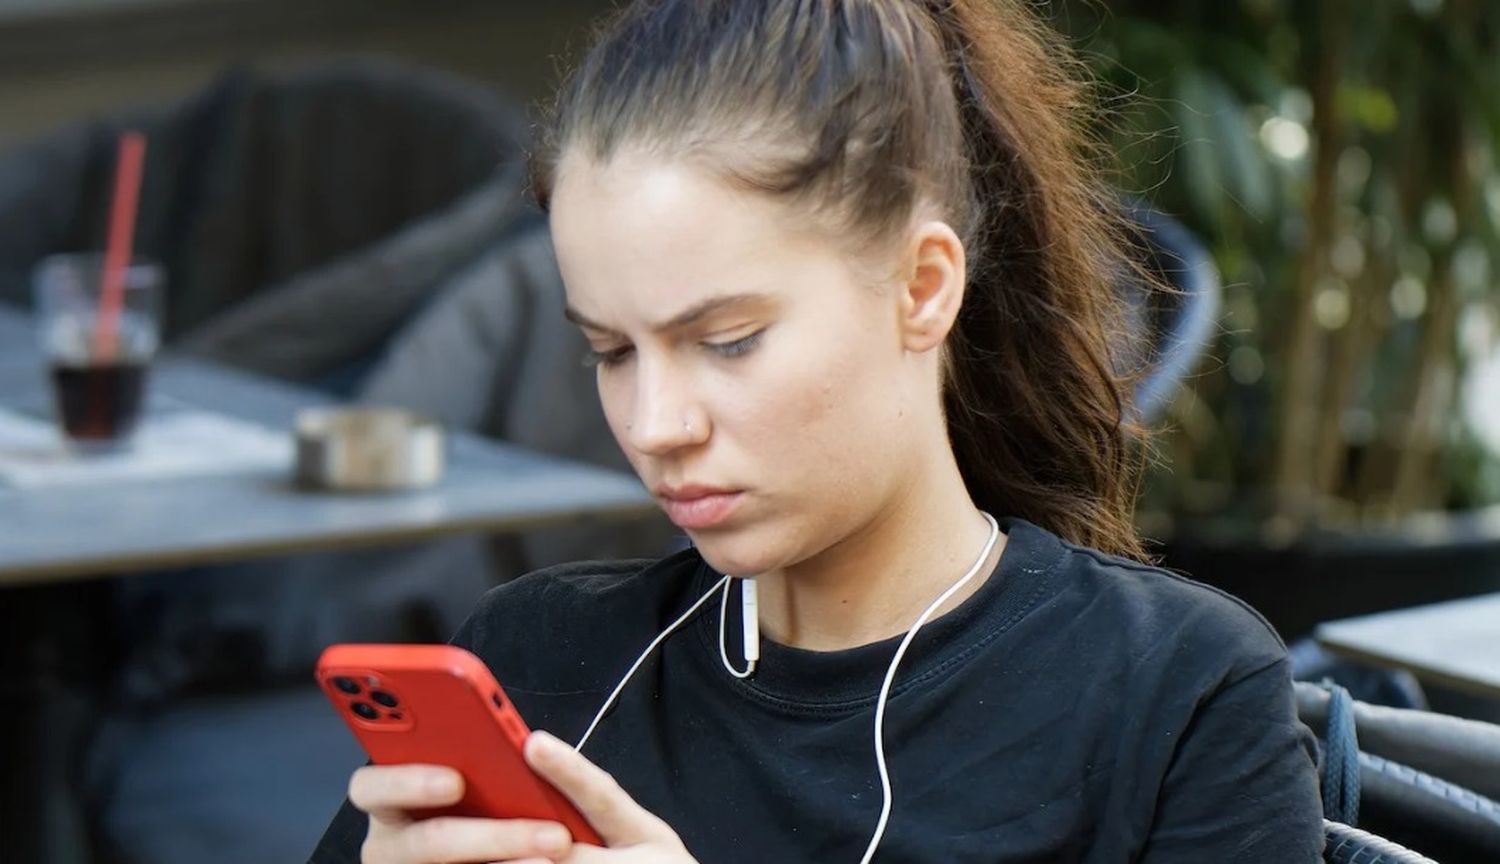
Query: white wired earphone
[[574, 511, 1001, 864]]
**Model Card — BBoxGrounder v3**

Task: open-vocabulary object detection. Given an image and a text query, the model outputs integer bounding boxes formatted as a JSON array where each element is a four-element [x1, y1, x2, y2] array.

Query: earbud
[[717, 576, 756, 678]]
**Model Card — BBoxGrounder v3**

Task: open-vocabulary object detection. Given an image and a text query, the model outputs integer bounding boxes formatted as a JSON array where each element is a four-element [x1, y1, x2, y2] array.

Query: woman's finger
[[551, 845, 618, 864], [348, 764, 464, 822], [384, 816, 571, 864], [523, 731, 678, 849]]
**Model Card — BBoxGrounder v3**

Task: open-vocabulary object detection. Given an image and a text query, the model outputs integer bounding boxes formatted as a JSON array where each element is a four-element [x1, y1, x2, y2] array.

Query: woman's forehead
[[551, 152, 789, 254], [550, 153, 855, 322]]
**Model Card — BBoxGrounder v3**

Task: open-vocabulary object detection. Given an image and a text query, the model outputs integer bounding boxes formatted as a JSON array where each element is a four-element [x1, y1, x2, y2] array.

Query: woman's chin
[[688, 530, 789, 578]]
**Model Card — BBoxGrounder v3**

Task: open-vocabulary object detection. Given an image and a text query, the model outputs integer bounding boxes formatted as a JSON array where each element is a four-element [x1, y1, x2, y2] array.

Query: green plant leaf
[[1335, 82, 1399, 133]]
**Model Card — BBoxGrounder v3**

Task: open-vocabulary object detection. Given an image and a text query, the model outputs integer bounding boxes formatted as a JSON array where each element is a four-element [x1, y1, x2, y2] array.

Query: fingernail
[[536, 825, 570, 853]]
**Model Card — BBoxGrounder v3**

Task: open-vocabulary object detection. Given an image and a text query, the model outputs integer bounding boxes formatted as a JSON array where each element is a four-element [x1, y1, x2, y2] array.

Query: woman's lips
[[659, 491, 744, 529]]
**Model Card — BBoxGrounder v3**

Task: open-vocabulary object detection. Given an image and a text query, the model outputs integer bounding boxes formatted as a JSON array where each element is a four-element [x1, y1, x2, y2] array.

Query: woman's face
[[549, 152, 930, 576]]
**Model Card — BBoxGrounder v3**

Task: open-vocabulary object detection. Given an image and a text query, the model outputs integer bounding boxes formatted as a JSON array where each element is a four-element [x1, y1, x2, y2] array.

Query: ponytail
[[925, 0, 1147, 560]]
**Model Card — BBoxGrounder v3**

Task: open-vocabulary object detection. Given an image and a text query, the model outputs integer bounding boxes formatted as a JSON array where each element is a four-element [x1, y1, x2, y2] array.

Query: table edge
[[0, 500, 660, 588]]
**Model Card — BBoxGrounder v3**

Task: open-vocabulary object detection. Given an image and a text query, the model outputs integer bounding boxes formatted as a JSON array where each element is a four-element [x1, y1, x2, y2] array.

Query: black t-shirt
[[309, 518, 1324, 862]]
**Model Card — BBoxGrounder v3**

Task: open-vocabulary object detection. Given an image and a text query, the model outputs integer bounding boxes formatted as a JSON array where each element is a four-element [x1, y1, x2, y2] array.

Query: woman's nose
[[626, 365, 710, 455]]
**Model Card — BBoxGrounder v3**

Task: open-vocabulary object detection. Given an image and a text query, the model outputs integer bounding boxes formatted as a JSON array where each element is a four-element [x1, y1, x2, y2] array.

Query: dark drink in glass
[[49, 361, 149, 443], [33, 254, 163, 452]]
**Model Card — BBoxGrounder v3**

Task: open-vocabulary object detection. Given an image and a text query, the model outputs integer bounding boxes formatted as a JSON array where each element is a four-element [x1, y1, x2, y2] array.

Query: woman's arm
[[1139, 658, 1324, 863]]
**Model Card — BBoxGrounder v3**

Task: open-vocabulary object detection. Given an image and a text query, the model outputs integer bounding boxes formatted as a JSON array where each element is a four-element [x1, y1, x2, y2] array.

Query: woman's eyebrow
[[563, 292, 774, 334]]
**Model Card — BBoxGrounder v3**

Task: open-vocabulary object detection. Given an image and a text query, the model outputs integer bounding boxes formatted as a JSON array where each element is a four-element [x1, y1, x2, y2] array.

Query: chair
[[1296, 680, 1500, 802], [0, 59, 531, 391], [1299, 681, 1500, 863], [1116, 201, 1221, 426], [1323, 820, 1437, 864]]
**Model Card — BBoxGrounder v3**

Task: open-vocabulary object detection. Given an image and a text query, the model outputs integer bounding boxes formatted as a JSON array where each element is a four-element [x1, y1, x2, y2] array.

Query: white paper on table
[[0, 405, 293, 489]]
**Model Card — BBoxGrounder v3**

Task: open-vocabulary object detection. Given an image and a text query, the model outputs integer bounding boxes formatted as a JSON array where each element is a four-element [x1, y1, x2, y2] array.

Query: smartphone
[[316, 643, 602, 845]]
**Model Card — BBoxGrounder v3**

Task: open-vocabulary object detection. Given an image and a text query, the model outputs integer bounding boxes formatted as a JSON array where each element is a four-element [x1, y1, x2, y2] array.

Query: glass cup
[[32, 254, 163, 451]]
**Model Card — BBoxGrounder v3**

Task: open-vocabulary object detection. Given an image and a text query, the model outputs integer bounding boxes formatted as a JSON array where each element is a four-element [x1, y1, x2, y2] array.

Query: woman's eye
[[582, 345, 634, 368], [706, 330, 763, 359]]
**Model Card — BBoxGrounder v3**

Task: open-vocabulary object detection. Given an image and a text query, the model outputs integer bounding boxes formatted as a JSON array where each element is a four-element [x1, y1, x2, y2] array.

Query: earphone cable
[[574, 572, 732, 752], [856, 510, 999, 864]]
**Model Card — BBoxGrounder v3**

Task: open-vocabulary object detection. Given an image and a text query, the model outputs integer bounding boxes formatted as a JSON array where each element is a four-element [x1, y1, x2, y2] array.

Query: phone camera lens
[[370, 690, 399, 708], [333, 676, 361, 695], [351, 702, 379, 721]]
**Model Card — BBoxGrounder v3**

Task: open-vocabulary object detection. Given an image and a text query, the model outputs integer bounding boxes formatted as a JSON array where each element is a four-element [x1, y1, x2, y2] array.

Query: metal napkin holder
[[294, 407, 444, 492]]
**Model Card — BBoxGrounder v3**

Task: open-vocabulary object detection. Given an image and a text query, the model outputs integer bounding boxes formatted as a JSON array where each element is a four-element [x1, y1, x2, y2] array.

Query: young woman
[[311, 1, 1323, 861]]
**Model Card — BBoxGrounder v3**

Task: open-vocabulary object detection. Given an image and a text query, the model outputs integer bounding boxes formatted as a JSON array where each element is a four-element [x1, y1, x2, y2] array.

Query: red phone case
[[316, 643, 602, 846]]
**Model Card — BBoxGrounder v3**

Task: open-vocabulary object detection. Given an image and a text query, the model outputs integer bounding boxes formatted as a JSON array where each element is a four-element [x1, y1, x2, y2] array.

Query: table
[[0, 306, 655, 586], [1316, 592, 1500, 701]]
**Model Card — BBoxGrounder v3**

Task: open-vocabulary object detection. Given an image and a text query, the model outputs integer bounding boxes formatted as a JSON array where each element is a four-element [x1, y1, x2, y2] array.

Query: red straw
[[94, 130, 147, 361]]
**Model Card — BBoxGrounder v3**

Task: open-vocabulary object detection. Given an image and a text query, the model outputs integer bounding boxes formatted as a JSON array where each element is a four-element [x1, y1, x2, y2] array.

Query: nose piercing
[[624, 420, 696, 435]]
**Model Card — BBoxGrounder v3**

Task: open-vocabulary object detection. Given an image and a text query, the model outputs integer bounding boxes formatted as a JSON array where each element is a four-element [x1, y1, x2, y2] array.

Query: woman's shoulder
[[1017, 520, 1289, 675], [452, 549, 704, 686], [496, 553, 689, 598]]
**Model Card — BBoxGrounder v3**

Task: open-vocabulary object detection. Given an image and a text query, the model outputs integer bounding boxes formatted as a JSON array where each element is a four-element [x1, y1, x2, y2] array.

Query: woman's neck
[[752, 456, 1005, 652]]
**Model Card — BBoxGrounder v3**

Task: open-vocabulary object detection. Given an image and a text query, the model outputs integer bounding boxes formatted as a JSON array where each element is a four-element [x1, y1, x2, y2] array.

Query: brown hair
[[535, 0, 1147, 561]]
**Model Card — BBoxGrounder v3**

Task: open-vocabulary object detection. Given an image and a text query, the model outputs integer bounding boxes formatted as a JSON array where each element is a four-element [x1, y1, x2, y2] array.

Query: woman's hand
[[349, 761, 573, 863], [523, 730, 699, 863], [347, 730, 697, 863]]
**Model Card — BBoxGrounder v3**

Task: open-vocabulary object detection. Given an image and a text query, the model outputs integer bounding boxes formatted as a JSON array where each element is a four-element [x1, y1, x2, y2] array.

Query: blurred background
[[0, 0, 1497, 862], [0, 0, 607, 149]]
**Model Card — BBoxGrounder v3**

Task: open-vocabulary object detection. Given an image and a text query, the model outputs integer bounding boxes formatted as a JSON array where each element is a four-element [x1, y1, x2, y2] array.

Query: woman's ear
[[898, 220, 967, 353]]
